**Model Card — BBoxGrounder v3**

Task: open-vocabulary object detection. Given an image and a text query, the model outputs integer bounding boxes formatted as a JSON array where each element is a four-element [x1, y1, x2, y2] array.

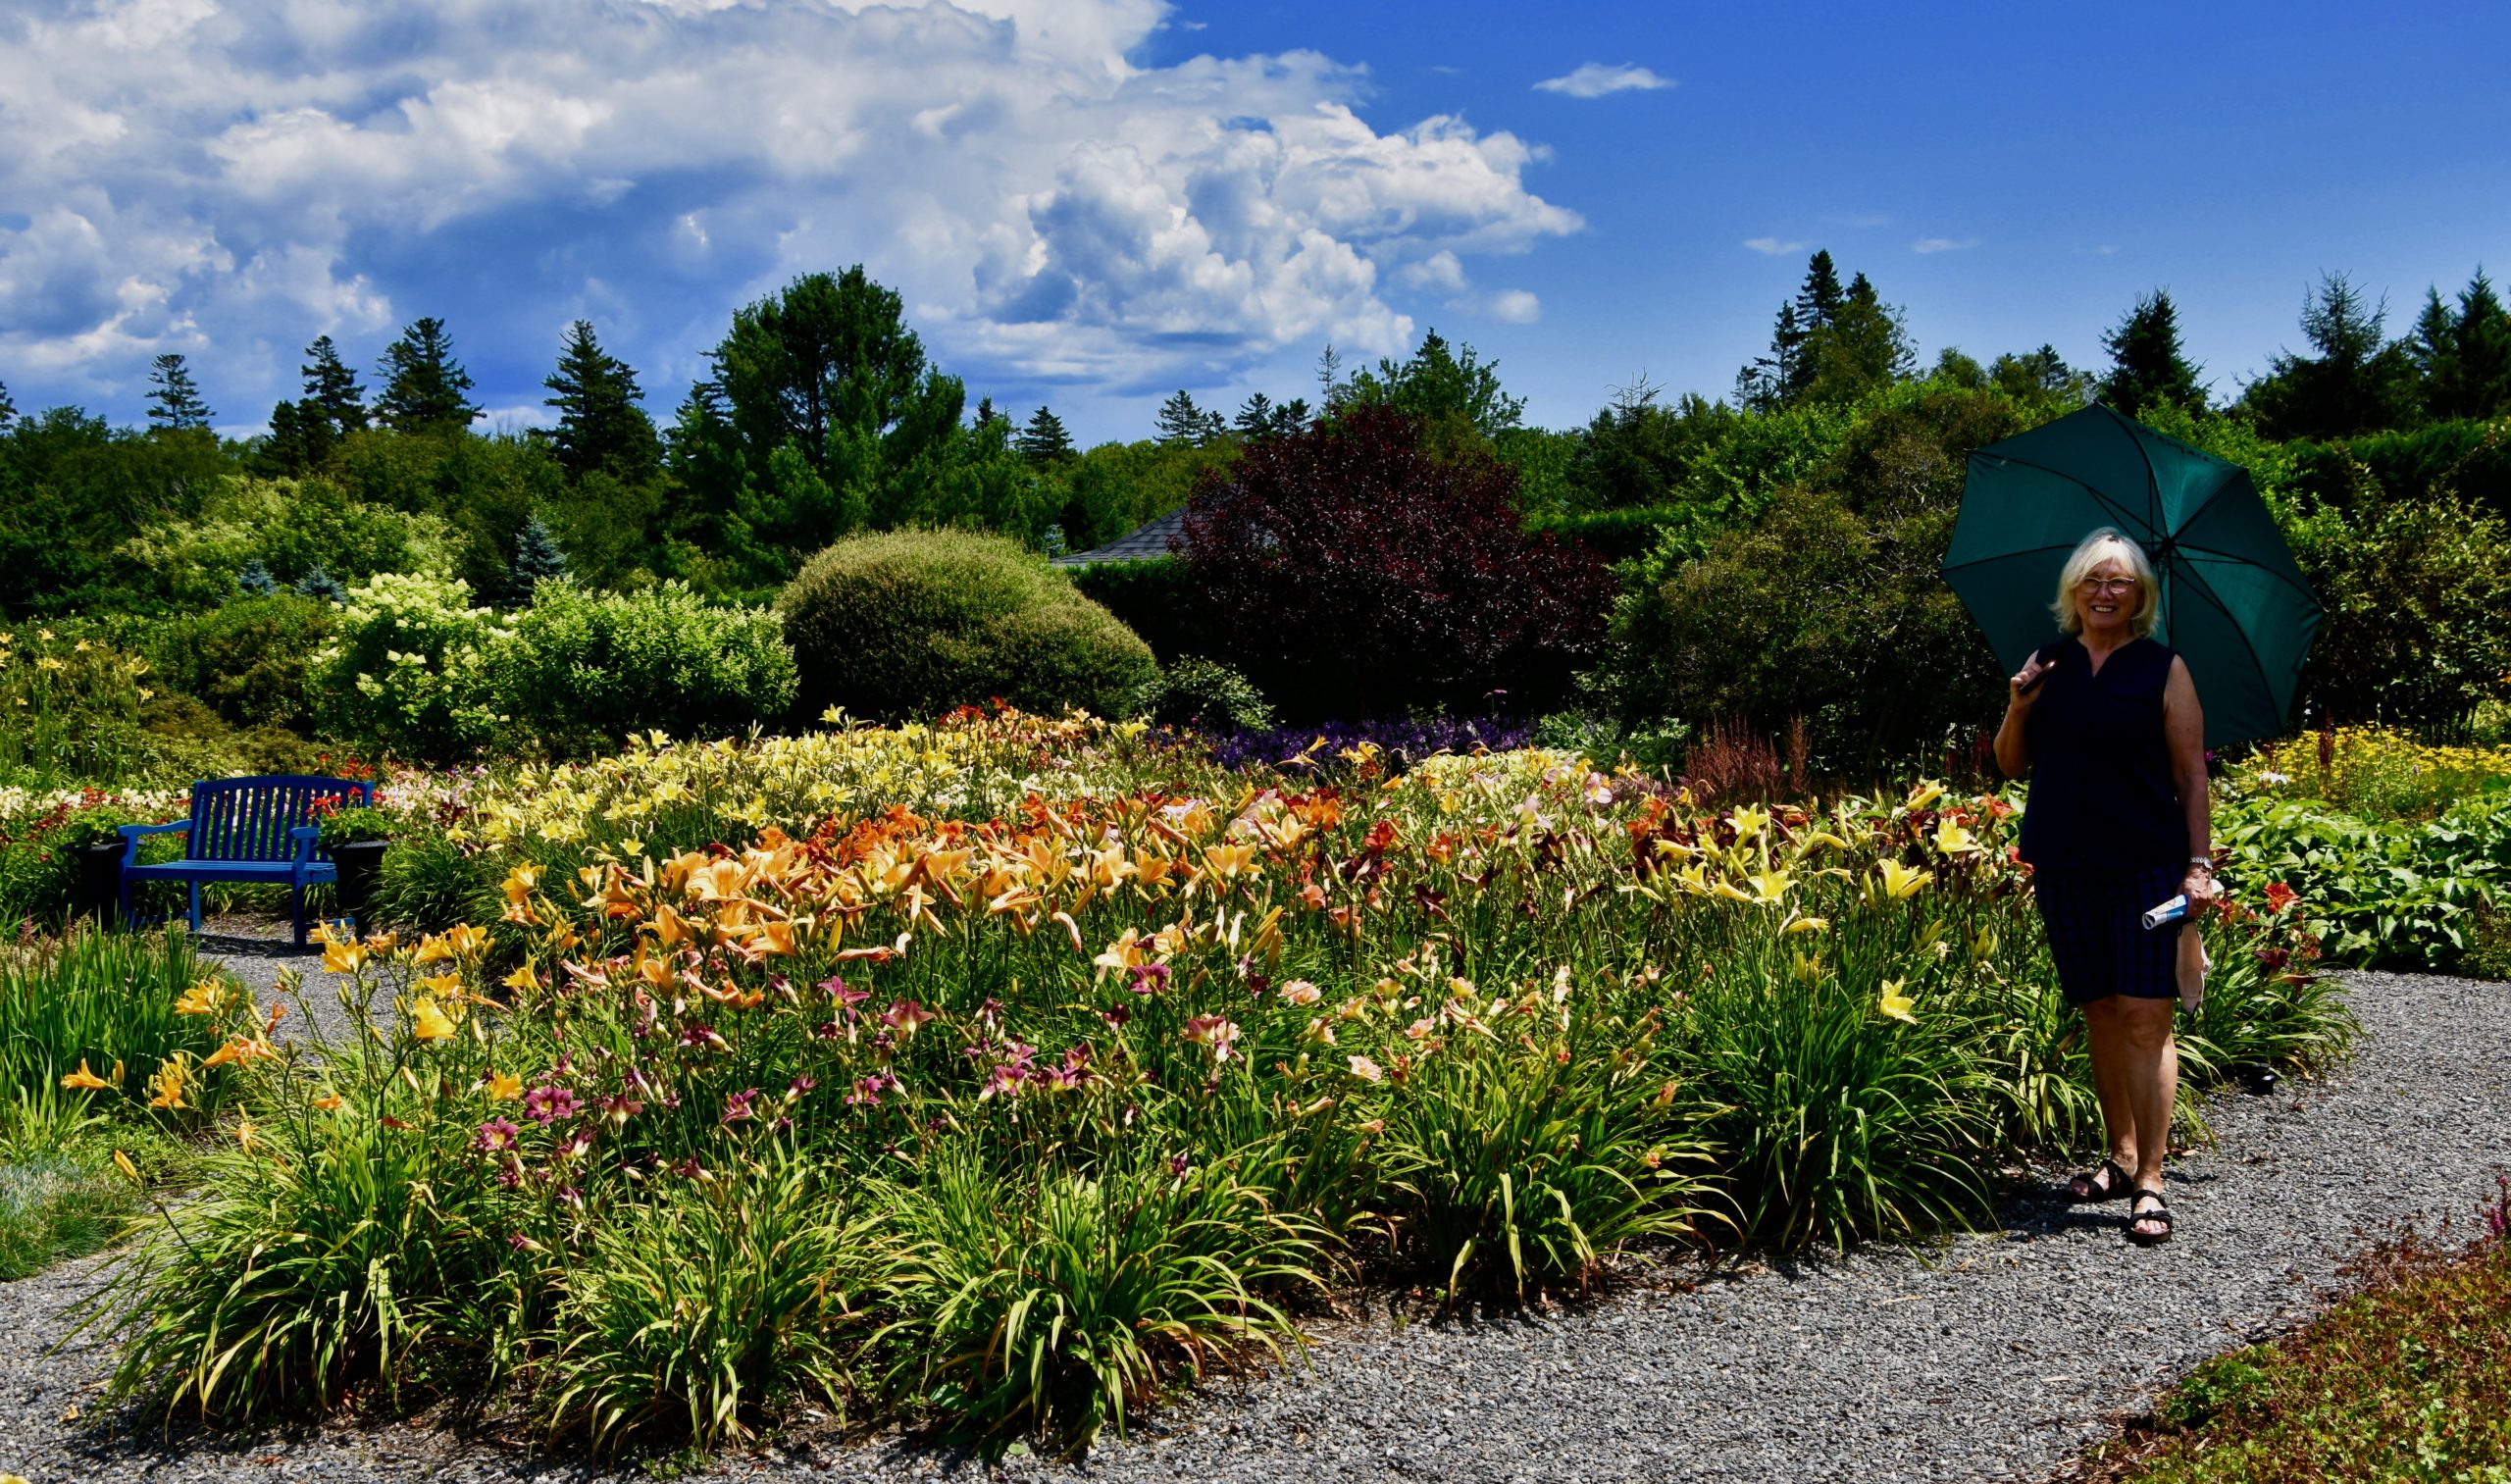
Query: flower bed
[[97, 715, 2347, 1459]]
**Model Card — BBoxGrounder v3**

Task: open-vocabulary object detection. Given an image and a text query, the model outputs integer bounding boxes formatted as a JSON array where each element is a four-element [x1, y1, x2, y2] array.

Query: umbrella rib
[[1965, 450, 2149, 535], [2170, 559, 2278, 717], [1940, 539, 2092, 577], [2175, 545, 2325, 608]]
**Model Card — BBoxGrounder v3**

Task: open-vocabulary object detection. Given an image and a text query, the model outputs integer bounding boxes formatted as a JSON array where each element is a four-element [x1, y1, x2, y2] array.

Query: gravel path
[[1, 968, 2502, 1484]]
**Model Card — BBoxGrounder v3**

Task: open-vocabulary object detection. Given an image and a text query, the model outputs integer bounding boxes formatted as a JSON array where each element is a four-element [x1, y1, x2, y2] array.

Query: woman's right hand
[[2008, 652, 2053, 709]]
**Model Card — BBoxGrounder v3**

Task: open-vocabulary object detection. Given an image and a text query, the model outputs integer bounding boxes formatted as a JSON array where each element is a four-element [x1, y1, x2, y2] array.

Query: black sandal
[[2068, 1157, 2132, 1203], [2127, 1189, 2174, 1246]]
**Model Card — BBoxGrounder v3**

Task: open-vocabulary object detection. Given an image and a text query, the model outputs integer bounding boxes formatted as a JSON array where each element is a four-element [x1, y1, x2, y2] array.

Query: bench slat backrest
[[185, 776, 372, 862]]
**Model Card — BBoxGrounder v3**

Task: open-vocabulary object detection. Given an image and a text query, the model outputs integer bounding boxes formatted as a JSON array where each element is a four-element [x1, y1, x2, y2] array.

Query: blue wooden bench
[[119, 775, 375, 946]]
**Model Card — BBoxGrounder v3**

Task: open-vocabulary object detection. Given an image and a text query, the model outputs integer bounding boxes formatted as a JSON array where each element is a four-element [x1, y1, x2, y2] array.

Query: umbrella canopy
[[1943, 403, 2323, 748]]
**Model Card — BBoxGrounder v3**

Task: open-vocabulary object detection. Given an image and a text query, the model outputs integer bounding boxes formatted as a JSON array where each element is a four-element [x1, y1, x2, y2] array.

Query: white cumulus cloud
[[1743, 236, 1810, 256], [1484, 288, 1540, 324], [1912, 236, 1981, 254], [1533, 62, 1673, 98], [0, 0, 1581, 417]]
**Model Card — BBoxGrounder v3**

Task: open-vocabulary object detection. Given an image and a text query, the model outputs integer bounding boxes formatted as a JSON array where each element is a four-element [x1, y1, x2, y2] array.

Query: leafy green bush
[[366, 822, 494, 932], [1136, 658, 1273, 734], [493, 580, 796, 757], [308, 572, 510, 762], [777, 529, 1154, 723], [2216, 794, 2510, 968], [141, 593, 333, 733], [1607, 384, 2030, 770]]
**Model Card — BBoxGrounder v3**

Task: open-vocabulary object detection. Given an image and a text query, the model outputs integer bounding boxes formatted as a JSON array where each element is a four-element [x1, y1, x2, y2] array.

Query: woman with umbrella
[[1993, 527, 2211, 1246]]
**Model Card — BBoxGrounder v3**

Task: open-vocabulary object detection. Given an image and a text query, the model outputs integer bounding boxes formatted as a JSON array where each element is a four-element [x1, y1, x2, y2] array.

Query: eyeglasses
[[2077, 577, 2140, 595]]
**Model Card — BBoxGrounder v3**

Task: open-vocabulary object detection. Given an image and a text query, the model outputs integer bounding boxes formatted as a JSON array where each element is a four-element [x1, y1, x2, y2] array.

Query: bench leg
[[188, 883, 203, 934], [291, 880, 308, 948]]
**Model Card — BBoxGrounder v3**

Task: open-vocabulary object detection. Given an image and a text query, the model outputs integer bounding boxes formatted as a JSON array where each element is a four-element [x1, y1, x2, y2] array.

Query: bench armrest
[[118, 819, 190, 866], [289, 825, 322, 865]]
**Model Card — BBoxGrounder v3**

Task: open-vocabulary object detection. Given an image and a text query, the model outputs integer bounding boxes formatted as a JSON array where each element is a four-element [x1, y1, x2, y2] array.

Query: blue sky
[[4, 0, 2507, 445]]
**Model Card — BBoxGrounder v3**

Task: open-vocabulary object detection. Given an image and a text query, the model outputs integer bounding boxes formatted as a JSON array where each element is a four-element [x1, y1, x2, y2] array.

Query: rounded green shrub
[[1137, 658, 1273, 734], [496, 580, 795, 757], [776, 530, 1154, 723]]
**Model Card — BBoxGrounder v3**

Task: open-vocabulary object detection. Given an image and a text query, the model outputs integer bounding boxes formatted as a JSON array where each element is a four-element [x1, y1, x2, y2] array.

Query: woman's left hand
[[2182, 862, 2218, 903]]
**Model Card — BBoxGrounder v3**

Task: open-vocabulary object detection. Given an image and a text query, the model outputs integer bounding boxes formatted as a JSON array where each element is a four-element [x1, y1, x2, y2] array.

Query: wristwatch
[[2186, 856, 2213, 869]]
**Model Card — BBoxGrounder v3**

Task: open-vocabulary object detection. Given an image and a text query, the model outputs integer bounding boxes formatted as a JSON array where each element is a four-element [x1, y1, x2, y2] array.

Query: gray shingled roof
[[1050, 506, 1189, 566]]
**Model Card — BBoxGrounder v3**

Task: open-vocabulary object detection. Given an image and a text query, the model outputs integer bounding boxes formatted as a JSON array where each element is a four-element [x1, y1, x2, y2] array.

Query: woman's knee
[[2111, 998, 2176, 1050]]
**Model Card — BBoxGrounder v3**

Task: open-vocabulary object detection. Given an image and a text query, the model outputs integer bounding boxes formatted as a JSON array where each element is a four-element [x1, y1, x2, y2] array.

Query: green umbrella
[[1942, 403, 2323, 748]]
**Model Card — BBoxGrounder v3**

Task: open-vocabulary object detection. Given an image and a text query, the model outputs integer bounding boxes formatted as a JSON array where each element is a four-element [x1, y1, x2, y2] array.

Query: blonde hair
[[2052, 528, 2159, 637]]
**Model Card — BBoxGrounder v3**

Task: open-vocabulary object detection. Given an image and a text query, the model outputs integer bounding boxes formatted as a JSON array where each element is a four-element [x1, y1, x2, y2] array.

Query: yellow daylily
[[146, 1056, 188, 1110], [1744, 869, 1794, 904], [1727, 804, 1769, 840], [1906, 781, 1945, 810], [113, 1150, 140, 1182], [1933, 817, 1980, 856], [322, 937, 366, 976], [411, 997, 458, 1041], [1879, 860, 1934, 899], [1781, 914, 1828, 936], [174, 978, 226, 1015], [60, 1057, 115, 1091], [502, 963, 540, 993], [485, 1071, 523, 1100], [1877, 979, 1917, 1023]]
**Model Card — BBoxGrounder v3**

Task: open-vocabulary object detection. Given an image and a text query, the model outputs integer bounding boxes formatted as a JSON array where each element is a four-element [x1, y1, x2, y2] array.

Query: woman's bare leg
[[2081, 998, 2140, 1177], [2111, 996, 2178, 1237]]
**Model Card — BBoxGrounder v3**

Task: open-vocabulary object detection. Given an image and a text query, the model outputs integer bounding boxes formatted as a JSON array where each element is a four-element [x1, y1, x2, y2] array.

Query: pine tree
[[235, 558, 277, 596], [542, 320, 658, 483], [1234, 392, 1278, 440], [505, 516, 570, 604], [2245, 272, 2420, 438], [1799, 272, 1916, 402], [2100, 290, 2208, 418], [1271, 397, 1311, 436], [1015, 405, 1074, 464], [0, 377, 16, 432], [259, 398, 316, 474], [1794, 250, 1847, 333], [294, 565, 347, 603], [1155, 389, 1211, 445], [2427, 268, 2511, 421], [1736, 302, 1805, 411], [146, 353, 214, 430], [302, 334, 367, 436], [1315, 344, 1346, 409], [375, 318, 483, 433]]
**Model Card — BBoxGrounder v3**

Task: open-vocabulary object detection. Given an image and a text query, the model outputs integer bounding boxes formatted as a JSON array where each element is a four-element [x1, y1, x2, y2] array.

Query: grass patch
[[2080, 1175, 2511, 1484]]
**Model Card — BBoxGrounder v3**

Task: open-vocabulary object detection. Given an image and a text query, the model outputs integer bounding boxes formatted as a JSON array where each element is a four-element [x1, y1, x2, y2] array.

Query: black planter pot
[[330, 839, 390, 925], [70, 842, 125, 926]]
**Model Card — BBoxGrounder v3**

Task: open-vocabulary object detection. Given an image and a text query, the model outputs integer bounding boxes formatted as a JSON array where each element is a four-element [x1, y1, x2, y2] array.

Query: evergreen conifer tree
[[0, 377, 16, 432], [542, 320, 659, 483], [302, 334, 367, 437], [1016, 405, 1074, 463], [1155, 389, 1213, 445], [1794, 250, 1847, 333], [2244, 272, 2419, 439], [2418, 268, 2511, 421], [146, 353, 215, 430], [2099, 290, 2208, 418], [294, 565, 347, 603], [1234, 392, 1279, 440], [375, 317, 483, 433], [235, 558, 277, 596], [1270, 396, 1311, 436], [506, 516, 570, 604]]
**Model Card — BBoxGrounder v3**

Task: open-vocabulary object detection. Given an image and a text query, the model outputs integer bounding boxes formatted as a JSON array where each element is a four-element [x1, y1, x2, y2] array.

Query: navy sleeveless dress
[[2020, 636, 2190, 1005]]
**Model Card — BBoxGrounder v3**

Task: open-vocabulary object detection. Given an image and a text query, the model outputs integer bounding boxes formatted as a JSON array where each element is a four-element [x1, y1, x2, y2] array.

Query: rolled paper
[[2141, 895, 2189, 931]]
